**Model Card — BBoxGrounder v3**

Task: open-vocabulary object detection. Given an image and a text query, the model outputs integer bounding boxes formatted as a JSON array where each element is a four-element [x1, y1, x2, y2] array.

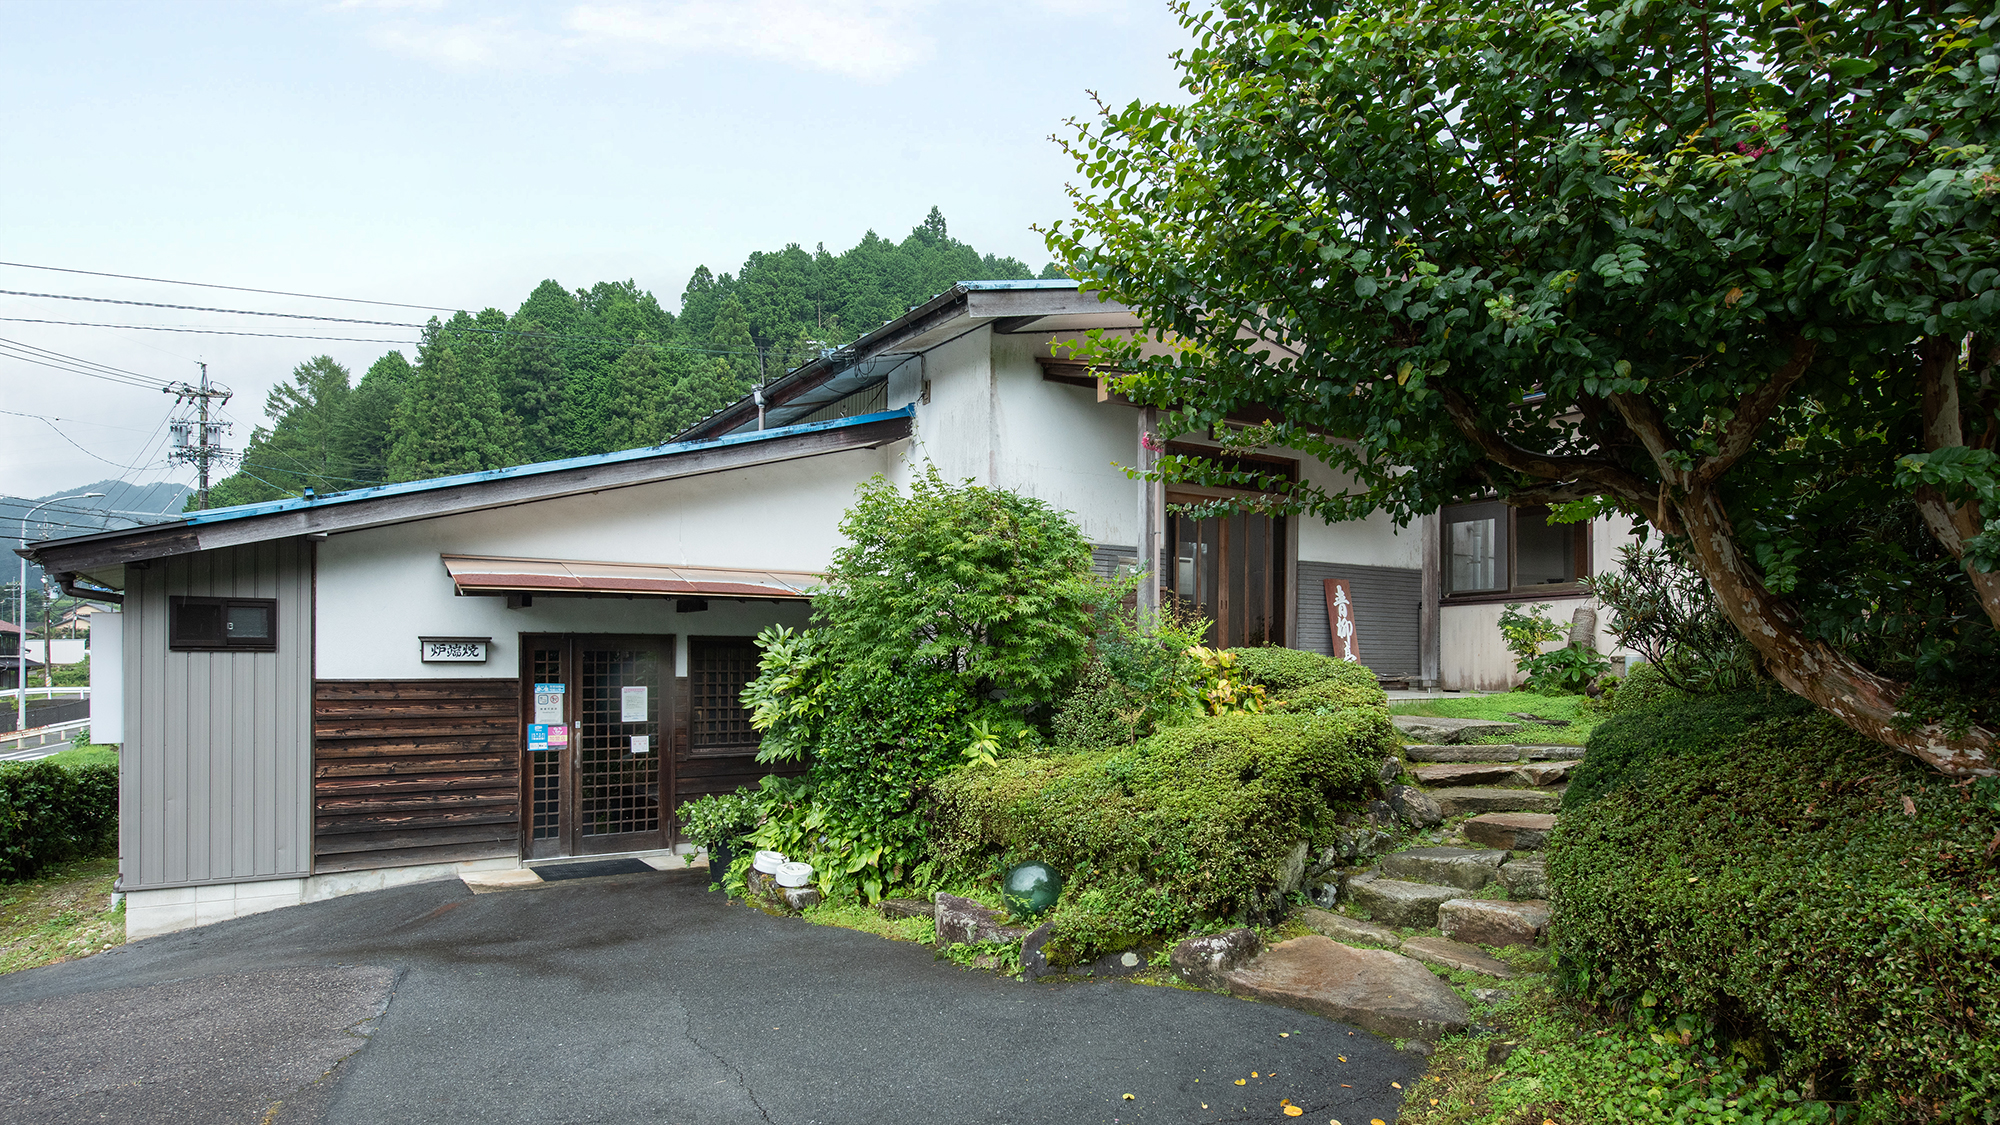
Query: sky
[[0, 0, 1188, 531]]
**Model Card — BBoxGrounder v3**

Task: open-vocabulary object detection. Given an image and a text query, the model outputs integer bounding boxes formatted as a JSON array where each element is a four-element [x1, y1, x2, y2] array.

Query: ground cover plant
[[1549, 704, 2000, 1119], [0, 854, 123, 975], [1390, 691, 1602, 748]]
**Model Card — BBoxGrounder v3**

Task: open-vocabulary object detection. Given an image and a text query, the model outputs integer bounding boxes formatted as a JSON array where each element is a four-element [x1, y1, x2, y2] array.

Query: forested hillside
[[205, 209, 1055, 507]]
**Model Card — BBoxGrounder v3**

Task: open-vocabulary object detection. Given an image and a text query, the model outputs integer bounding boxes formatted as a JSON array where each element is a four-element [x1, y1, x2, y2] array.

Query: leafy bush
[[1227, 646, 1354, 692], [930, 708, 1389, 962], [1600, 660, 1690, 714], [1518, 643, 1611, 696], [678, 787, 758, 852], [1049, 660, 1144, 750], [1586, 543, 1760, 694], [1549, 709, 2000, 1119], [1184, 646, 1269, 714], [0, 760, 117, 882], [1564, 687, 1811, 811], [1497, 602, 1566, 663]]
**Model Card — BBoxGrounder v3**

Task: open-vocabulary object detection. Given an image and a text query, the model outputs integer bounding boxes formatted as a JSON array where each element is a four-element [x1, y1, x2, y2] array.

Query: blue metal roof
[[956, 279, 1079, 290], [180, 404, 917, 528]]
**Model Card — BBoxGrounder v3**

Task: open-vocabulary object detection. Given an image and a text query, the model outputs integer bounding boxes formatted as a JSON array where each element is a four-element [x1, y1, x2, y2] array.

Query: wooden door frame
[[516, 632, 676, 859]]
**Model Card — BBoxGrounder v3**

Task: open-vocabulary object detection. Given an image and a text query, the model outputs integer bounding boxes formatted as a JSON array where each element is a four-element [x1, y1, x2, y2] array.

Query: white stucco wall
[[314, 446, 894, 680], [1439, 511, 1641, 691], [987, 330, 1140, 546]]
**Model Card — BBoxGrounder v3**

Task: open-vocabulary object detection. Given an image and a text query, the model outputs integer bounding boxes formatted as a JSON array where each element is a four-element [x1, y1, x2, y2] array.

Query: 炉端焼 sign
[[419, 636, 491, 663]]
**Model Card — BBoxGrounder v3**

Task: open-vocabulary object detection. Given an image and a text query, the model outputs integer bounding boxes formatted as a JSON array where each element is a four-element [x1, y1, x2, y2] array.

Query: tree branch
[[1694, 333, 1816, 484], [1439, 387, 1657, 506]]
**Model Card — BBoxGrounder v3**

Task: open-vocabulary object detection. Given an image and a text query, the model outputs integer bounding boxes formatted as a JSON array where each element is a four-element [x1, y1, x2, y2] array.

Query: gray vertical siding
[[1296, 561, 1423, 678], [121, 539, 314, 889], [1089, 543, 1139, 579]]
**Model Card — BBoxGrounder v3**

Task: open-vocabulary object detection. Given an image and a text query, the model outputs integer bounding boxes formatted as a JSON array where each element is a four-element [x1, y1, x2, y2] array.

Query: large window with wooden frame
[[1161, 445, 1295, 649], [1441, 501, 1590, 598], [688, 636, 762, 755]]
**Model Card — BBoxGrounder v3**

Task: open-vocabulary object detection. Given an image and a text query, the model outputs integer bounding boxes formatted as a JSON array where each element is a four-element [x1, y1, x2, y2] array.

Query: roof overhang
[[442, 555, 818, 600], [20, 408, 914, 577], [676, 281, 1142, 440]]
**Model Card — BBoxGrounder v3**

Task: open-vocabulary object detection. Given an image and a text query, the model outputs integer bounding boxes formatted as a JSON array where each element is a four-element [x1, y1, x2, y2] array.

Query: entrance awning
[[440, 554, 819, 600]]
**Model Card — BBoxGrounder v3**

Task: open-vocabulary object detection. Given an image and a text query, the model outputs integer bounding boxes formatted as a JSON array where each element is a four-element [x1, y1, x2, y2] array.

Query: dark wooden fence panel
[[313, 679, 520, 873]]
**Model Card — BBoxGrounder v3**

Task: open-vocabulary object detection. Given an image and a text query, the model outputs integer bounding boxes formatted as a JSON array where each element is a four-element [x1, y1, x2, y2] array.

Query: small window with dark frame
[[689, 636, 762, 754], [1440, 502, 1590, 597], [169, 596, 278, 652]]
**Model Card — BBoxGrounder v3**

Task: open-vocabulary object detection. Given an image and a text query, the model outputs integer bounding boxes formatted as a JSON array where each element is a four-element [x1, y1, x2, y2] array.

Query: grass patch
[[799, 899, 936, 944], [1401, 982, 1830, 1124], [1, 854, 125, 975], [33, 743, 118, 771], [1390, 691, 1601, 747]]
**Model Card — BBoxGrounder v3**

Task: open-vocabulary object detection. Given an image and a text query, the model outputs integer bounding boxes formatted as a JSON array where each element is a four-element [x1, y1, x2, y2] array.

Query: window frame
[[686, 634, 763, 757], [1439, 502, 1592, 602], [168, 595, 279, 652]]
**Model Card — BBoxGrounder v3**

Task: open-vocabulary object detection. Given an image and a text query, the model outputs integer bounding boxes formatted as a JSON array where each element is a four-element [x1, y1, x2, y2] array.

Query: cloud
[[349, 1, 939, 82]]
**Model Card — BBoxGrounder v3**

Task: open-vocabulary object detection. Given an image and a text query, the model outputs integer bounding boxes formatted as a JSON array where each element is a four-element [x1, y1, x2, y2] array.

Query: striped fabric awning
[[439, 554, 820, 600]]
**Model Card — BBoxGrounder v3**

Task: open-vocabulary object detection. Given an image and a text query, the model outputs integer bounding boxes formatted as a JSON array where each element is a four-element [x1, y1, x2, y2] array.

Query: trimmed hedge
[[0, 759, 118, 882], [1549, 709, 1999, 1120], [1228, 646, 1366, 693], [931, 707, 1389, 961], [1563, 686, 1811, 810]]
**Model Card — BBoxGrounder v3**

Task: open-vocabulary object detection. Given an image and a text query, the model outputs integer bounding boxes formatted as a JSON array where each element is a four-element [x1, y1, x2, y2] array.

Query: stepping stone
[[1517, 761, 1578, 787], [1294, 906, 1401, 949], [1377, 846, 1506, 891], [1221, 936, 1469, 1040], [1462, 813, 1558, 850], [1391, 714, 1522, 744], [461, 868, 543, 894], [1411, 762, 1528, 787], [1433, 787, 1562, 816], [877, 896, 932, 920], [1497, 855, 1548, 899], [1345, 873, 1462, 928], [1405, 743, 1521, 763], [1400, 934, 1515, 979], [1439, 899, 1552, 948], [934, 893, 1030, 946], [1520, 745, 1586, 761]]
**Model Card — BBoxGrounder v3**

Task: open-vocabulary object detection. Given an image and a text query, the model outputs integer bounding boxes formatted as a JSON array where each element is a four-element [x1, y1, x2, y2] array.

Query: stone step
[[1517, 760, 1579, 786], [1433, 787, 1562, 816], [1461, 812, 1558, 850], [1390, 714, 1521, 744], [1404, 743, 1587, 763], [1345, 873, 1461, 928], [1439, 898, 1551, 948], [1375, 846, 1505, 890], [1399, 934, 1515, 979], [1413, 760, 1580, 788], [1495, 855, 1547, 898], [1294, 906, 1400, 949], [1215, 935, 1470, 1040]]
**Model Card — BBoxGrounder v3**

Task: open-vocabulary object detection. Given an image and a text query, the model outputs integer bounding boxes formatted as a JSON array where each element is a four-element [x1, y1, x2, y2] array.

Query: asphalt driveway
[[0, 868, 1422, 1124]]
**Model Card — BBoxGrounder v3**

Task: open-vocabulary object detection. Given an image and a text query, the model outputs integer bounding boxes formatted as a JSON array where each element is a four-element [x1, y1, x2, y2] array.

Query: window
[[169, 596, 278, 652], [688, 636, 761, 754], [1440, 503, 1589, 597]]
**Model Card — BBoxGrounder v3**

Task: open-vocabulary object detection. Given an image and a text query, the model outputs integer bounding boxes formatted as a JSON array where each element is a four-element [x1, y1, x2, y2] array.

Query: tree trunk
[[1677, 483, 1997, 777], [1914, 334, 2000, 628]]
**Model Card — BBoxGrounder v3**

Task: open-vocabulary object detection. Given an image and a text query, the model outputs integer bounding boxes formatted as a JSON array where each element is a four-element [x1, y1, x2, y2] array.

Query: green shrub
[[0, 760, 117, 882], [1549, 710, 2000, 1119], [1269, 660, 1389, 712], [930, 708, 1388, 962], [678, 787, 758, 852], [1049, 660, 1143, 750], [1603, 660, 1693, 714], [1564, 687, 1810, 810], [1225, 645, 1354, 692]]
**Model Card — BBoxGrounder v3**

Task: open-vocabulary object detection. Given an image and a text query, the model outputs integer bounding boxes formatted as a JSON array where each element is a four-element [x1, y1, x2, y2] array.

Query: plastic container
[[752, 850, 789, 874], [774, 861, 815, 888]]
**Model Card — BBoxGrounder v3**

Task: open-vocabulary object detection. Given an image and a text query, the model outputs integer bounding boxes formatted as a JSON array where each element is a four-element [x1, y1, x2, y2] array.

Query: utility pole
[[164, 363, 233, 509]]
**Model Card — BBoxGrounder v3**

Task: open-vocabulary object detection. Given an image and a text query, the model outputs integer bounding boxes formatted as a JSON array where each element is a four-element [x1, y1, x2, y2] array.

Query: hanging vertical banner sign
[[621, 685, 648, 724], [1324, 578, 1362, 664], [533, 683, 565, 724]]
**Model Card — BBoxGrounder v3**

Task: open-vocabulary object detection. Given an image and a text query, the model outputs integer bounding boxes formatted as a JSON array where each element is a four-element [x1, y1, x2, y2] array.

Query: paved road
[[0, 869, 1422, 1124]]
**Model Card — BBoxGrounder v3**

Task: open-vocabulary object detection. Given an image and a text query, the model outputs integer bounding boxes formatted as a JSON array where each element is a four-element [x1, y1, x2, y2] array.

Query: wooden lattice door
[[520, 634, 672, 858]]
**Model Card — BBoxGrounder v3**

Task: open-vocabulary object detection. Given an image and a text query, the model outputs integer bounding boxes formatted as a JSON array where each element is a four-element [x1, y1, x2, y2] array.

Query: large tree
[[1048, 0, 2000, 775]]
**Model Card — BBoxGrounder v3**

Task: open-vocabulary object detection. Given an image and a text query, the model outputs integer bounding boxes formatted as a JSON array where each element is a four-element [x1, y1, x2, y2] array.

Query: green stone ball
[[1001, 861, 1062, 920]]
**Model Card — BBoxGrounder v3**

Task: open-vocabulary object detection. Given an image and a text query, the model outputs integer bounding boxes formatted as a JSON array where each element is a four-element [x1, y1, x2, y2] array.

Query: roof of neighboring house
[[19, 407, 915, 578], [675, 280, 1139, 441], [0, 620, 20, 635]]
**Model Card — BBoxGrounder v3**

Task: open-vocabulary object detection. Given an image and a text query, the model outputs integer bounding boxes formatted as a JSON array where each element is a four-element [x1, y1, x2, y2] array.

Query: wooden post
[[1137, 406, 1163, 626], [1420, 510, 1441, 688]]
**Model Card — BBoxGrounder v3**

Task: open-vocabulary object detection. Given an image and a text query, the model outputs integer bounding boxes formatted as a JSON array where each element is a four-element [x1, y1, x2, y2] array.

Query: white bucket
[[774, 861, 815, 888], [752, 850, 789, 874]]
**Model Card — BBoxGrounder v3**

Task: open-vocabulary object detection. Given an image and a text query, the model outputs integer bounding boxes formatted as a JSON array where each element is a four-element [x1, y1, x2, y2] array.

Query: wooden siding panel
[[312, 678, 521, 871], [1296, 560, 1423, 678]]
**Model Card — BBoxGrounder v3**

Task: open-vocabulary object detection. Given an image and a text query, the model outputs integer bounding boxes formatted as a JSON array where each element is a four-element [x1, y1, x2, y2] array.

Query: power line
[[0, 259, 459, 313], [0, 288, 414, 328], [0, 314, 779, 357], [0, 336, 171, 391]]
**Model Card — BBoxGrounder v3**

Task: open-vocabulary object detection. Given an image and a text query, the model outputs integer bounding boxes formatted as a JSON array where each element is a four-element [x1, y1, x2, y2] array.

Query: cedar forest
[[204, 209, 1060, 507]]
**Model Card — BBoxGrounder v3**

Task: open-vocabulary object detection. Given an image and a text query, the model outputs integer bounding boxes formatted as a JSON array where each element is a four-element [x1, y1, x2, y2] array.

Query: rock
[[1520, 744, 1587, 761], [934, 893, 1031, 947], [1400, 935, 1514, 978], [1386, 784, 1444, 828], [1485, 1040, 1519, 1065], [877, 896, 932, 920], [1220, 936, 1469, 1040], [1496, 855, 1549, 899], [1433, 787, 1562, 816], [1073, 946, 1155, 979], [1345, 873, 1461, 928], [1411, 762, 1528, 788], [1021, 922, 1057, 981], [1377, 756, 1405, 785], [1351, 827, 1398, 860], [1307, 882, 1340, 910], [1294, 907, 1401, 949], [782, 886, 822, 910], [1377, 846, 1506, 890], [1276, 839, 1311, 894], [1171, 928, 1263, 990], [1516, 761, 1578, 787], [1502, 712, 1572, 727], [1471, 988, 1510, 1004], [1567, 604, 1598, 650], [1461, 813, 1558, 851], [1406, 744, 1521, 762], [1363, 800, 1399, 829], [1390, 714, 1522, 744], [1438, 899, 1552, 948]]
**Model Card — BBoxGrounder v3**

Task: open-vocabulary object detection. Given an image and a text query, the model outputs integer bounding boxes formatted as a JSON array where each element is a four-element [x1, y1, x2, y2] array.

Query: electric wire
[[0, 288, 417, 328], [0, 315, 775, 356], [0, 260, 459, 313]]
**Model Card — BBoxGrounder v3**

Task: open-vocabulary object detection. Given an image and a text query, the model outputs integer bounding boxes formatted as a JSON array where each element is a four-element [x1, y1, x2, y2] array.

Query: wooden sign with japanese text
[[1324, 579, 1361, 664]]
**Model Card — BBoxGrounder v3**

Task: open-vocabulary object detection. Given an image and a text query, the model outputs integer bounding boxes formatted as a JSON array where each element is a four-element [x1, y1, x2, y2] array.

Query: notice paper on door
[[620, 685, 648, 723], [550, 724, 569, 749], [631, 734, 650, 755], [533, 683, 565, 724], [527, 724, 549, 751]]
